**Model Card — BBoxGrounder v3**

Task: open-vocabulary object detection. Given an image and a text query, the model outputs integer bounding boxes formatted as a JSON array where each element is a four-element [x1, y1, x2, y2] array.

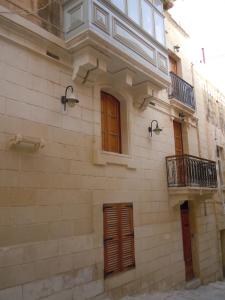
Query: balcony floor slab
[[168, 187, 218, 207]]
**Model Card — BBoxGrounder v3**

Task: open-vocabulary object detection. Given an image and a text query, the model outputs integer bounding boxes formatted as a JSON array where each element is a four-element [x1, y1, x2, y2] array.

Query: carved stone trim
[[72, 46, 108, 85], [65, 2, 84, 34], [157, 52, 168, 74], [132, 82, 155, 111], [112, 17, 157, 66], [92, 3, 110, 34]]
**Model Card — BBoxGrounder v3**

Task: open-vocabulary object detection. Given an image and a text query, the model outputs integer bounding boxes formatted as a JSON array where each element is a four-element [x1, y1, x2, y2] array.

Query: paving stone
[[121, 280, 225, 300]]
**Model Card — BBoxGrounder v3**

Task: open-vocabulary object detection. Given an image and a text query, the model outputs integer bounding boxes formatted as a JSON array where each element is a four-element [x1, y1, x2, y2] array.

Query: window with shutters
[[103, 203, 135, 277], [101, 91, 122, 153]]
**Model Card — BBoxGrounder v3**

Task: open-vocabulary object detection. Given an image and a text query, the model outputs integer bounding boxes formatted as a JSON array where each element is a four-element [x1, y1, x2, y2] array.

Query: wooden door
[[101, 92, 121, 153], [173, 121, 185, 185], [221, 230, 225, 277], [180, 202, 194, 281], [173, 121, 183, 155], [169, 56, 178, 74]]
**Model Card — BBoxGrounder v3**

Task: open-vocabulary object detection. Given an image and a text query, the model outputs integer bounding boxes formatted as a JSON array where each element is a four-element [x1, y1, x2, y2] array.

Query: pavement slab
[[121, 280, 225, 300]]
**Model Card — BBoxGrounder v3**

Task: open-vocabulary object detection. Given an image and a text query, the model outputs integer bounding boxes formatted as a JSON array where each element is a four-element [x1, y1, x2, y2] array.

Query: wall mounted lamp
[[61, 85, 79, 111], [174, 45, 180, 53], [179, 112, 185, 121], [148, 120, 162, 137]]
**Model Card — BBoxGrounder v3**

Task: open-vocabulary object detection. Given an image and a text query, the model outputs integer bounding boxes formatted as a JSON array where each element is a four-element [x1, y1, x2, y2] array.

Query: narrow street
[[122, 281, 225, 300]]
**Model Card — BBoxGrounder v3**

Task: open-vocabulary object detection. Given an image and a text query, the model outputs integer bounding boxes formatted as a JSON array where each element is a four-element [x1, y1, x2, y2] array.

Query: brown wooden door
[[173, 121, 185, 185], [101, 92, 121, 153], [169, 56, 178, 74], [221, 230, 225, 277], [180, 202, 194, 281], [173, 121, 183, 155]]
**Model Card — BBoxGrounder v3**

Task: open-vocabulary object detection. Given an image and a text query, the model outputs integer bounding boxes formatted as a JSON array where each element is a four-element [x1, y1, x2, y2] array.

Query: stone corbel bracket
[[9, 134, 45, 151], [132, 82, 157, 111], [72, 46, 108, 86], [111, 69, 135, 89]]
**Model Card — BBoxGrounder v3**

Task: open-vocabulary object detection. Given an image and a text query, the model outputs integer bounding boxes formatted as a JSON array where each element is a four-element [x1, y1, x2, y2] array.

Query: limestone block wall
[[0, 9, 224, 300], [165, 13, 193, 85], [0, 31, 193, 299]]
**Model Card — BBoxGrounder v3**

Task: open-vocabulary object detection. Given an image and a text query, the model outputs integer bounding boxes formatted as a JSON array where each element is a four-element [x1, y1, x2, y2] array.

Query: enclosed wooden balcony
[[169, 72, 195, 111], [64, 0, 170, 99], [166, 155, 217, 206]]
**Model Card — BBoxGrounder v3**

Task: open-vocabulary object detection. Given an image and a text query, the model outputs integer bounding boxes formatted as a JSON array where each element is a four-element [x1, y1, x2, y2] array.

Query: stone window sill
[[93, 150, 136, 170]]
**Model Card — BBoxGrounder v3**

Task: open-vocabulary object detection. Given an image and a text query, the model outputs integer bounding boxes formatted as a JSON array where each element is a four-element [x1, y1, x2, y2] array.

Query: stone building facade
[[0, 1, 225, 300]]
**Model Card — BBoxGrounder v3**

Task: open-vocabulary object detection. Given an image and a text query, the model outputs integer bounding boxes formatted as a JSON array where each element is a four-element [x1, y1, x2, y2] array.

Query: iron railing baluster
[[169, 72, 195, 110], [165, 155, 217, 188]]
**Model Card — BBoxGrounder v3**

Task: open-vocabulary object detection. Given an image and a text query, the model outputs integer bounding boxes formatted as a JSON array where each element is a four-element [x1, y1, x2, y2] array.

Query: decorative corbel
[[132, 82, 156, 111], [72, 46, 108, 85]]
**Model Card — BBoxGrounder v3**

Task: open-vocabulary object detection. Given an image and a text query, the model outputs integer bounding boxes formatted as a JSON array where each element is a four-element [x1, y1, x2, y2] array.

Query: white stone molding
[[92, 82, 136, 169]]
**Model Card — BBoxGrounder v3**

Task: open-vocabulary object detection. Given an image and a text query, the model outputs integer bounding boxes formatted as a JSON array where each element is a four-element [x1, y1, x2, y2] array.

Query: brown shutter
[[120, 204, 135, 271], [101, 92, 121, 153], [103, 203, 135, 277]]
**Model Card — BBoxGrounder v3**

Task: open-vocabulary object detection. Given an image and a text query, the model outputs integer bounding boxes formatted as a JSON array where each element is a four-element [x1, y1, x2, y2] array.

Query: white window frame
[[109, 0, 165, 45]]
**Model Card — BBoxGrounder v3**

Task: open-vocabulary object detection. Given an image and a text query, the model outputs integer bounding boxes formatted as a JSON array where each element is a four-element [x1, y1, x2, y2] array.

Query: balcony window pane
[[141, 0, 154, 36], [154, 12, 165, 44], [153, 0, 163, 12], [128, 0, 140, 24], [111, 0, 125, 12]]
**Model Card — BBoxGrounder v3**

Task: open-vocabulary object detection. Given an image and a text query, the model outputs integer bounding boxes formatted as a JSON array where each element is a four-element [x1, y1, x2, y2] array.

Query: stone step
[[91, 293, 112, 300], [185, 278, 201, 290], [208, 281, 225, 289], [120, 280, 225, 300]]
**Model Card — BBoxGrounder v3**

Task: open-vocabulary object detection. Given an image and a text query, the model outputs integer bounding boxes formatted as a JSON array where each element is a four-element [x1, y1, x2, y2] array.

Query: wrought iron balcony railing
[[169, 72, 195, 110], [166, 155, 217, 188]]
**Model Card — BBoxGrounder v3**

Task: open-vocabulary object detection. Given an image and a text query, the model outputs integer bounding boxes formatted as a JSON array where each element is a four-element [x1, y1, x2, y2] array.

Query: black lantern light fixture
[[148, 120, 162, 137], [174, 45, 180, 53], [61, 85, 79, 111], [179, 112, 185, 122]]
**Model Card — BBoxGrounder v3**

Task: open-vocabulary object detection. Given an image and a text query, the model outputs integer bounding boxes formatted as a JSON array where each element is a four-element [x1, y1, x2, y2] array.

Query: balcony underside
[[67, 29, 170, 87], [169, 97, 196, 114], [168, 187, 217, 207]]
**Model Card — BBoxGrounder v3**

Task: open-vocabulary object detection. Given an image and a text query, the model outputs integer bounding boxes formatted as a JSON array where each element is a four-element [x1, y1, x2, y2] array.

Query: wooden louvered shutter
[[103, 203, 135, 277], [101, 92, 121, 153], [120, 204, 135, 271]]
